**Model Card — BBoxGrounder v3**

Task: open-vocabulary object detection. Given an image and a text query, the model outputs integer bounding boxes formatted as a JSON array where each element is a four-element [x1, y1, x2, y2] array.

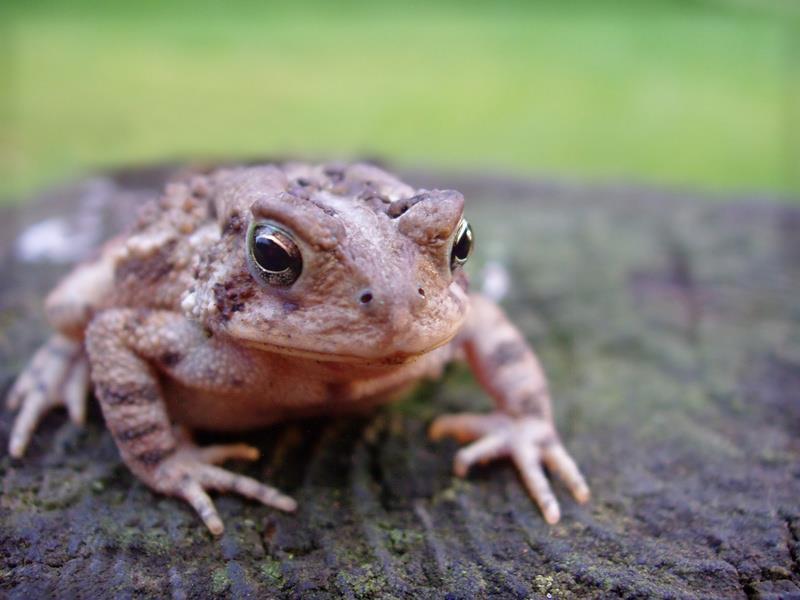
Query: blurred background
[[1, 0, 798, 204]]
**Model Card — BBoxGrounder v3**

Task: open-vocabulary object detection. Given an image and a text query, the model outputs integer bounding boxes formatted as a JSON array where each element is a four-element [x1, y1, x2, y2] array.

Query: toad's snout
[[354, 283, 428, 336], [355, 283, 426, 313]]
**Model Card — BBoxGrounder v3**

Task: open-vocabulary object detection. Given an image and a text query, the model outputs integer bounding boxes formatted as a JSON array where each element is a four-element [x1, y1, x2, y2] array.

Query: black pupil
[[254, 234, 292, 272], [453, 225, 472, 261]]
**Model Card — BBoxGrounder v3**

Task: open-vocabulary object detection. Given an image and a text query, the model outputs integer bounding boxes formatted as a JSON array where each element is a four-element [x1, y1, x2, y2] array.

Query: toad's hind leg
[[7, 334, 90, 457]]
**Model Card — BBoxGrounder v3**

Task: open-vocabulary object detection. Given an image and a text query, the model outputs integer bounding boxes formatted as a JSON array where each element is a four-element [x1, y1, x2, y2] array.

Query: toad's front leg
[[85, 309, 296, 535], [430, 294, 589, 524], [7, 334, 89, 457]]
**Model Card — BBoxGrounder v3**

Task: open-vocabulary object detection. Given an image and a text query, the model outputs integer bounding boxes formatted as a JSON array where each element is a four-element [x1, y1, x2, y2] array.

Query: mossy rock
[[1, 164, 799, 599]]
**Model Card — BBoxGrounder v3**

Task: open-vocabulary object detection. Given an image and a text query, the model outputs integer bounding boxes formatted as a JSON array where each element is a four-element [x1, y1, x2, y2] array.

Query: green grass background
[[1, 0, 798, 203]]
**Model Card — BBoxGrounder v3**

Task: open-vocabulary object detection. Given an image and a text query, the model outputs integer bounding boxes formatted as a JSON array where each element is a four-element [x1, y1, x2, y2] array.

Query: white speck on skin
[[181, 291, 196, 314], [126, 230, 174, 254], [188, 223, 220, 248]]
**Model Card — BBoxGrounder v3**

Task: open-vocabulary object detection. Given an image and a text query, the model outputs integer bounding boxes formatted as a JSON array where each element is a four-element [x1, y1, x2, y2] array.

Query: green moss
[[98, 518, 171, 556], [385, 528, 423, 555], [259, 559, 284, 587], [337, 564, 389, 600], [210, 568, 231, 595], [10, 468, 93, 512], [140, 527, 171, 556], [434, 478, 471, 505], [0, 487, 38, 510]]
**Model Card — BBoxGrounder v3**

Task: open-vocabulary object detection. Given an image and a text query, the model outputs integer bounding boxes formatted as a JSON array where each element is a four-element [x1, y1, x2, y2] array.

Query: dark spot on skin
[[306, 197, 338, 217], [283, 301, 299, 314], [287, 185, 312, 201], [319, 204, 338, 217], [135, 446, 175, 467], [388, 193, 426, 218], [190, 178, 211, 199], [357, 188, 393, 214], [194, 251, 217, 281], [516, 388, 549, 417], [213, 284, 227, 315], [97, 382, 160, 406], [200, 364, 221, 384], [323, 166, 345, 183], [114, 240, 177, 284], [222, 211, 244, 235], [123, 310, 149, 336], [296, 177, 310, 186], [213, 274, 257, 321], [159, 351, 183, 367], [490, 340, 528, 369], [134, 309, 149, 326], [116, 422, 163, 442], [133, 200, 162, 232]]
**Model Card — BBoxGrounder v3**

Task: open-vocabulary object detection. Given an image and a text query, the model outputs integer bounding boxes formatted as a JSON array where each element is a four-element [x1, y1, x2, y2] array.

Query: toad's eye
[[247, 221, 302, 286], [450, 219, 473, 271]]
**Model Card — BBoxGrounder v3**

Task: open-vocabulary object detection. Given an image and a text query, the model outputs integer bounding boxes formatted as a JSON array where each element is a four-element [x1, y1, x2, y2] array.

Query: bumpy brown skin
[[7, 163, 589, 535]]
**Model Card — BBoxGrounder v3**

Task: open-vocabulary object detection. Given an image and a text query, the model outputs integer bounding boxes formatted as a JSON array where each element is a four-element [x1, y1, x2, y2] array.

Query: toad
[[7, 163, 589, 535]]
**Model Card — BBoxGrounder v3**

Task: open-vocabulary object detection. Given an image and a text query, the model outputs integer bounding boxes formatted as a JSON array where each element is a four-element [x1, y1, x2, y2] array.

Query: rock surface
[[1, 164, 799, 599]]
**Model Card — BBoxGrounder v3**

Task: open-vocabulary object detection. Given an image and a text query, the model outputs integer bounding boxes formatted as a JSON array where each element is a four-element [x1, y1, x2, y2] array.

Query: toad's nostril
[[417, 288, 426, 297], [359, 291, 373, 305]]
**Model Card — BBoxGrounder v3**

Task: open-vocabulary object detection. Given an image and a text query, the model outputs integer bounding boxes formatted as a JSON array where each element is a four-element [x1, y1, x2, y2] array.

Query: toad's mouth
[[243, 341, 425, 365], [231, 330, 459, 366]]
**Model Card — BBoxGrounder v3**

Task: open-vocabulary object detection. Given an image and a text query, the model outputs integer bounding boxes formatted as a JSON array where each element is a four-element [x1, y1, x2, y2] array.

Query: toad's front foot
[[430, 412, 590, 524], [147, 432, 297, 535], [7, 334, 89, 458]]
